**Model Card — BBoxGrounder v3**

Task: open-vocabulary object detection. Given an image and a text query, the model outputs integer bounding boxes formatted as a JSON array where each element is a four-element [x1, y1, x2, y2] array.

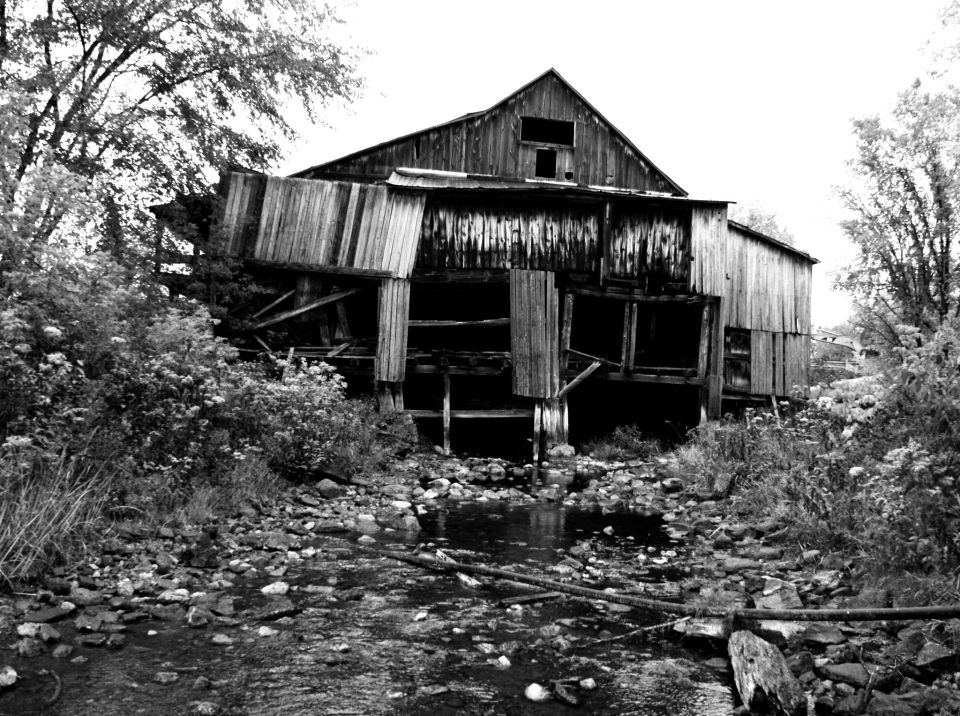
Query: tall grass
[[0, 448, 111, 587]]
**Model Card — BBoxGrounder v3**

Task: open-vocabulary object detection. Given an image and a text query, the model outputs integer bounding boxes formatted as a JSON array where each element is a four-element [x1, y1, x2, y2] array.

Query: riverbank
[[1, 450, 959, 715]]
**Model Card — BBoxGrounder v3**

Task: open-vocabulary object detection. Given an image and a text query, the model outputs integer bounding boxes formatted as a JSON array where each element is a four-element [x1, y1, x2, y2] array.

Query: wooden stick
[[565, 347, 619, 368], [556, 361, 602, 399], [251, 289, 295, 319], [408, 318, 510, 328], [251, 287, 363, 330]]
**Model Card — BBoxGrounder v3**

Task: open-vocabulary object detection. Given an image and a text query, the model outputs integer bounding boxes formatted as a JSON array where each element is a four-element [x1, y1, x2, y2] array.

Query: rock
[[154, 671, 180, 684], [74, 633, 108, 647], [256, 598, 300, 621], [69, 587, 104, 606], [260, 581, 290, 596], [52, 644, 74, 658], [74, 613, 103, 632], [158, 588, 191, 604], [552, 681, 580, 706], [752, 620, 807, 646], [357, 535, 377, 545], [915, 642, 957, 671], [211, 633, 234, 645], [660, 477, 684, 493], [818, 662, 871, 688], [16, 622, 40, 638], [723, 557, 761, 573], [0, 666, 17, 688], [106, 633, 126, 649], [674, 618, 731, 640], [786, 650, 815, 677], [755, 578, 803, 610], [257, 626, 279, 637], [26, 605, 73, 623], [317, 478, 346, 499], [524, 683, 551, 702], [803, 624, 847, 647], [186, 606, 213, 628], [149, 604, 187, 622], [17, 637, 44, 657], [190, 702, 220, 715], [299, 493, 320, 506]]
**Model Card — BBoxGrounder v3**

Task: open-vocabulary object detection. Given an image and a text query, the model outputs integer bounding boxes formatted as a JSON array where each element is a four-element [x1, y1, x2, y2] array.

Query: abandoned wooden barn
[[212, 68, 817, 455]]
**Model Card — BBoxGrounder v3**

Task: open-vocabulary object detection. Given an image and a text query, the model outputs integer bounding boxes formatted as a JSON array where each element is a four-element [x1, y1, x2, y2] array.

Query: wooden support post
[[532, 401, 542, 464], [560, 292, 574, 371], [621, 302, 638, 371], [698, 303, 712, 425], [392, 382, 404, 412], [709, 299, 724, 418], [556, 361, 602, 400], [377, 381, 395, 414], [539, 398, 568, 450], [442, 373, 451, 456]]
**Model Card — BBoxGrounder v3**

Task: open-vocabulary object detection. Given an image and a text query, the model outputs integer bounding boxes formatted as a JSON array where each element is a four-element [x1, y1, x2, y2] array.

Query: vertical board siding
[[688, 205, 728, 315], [217, 172, 426, 278], [510, 269, 559, 398], [750, 329, 810, 396], [375, 278, 410, 382], [419, 200, 599, 273], [299, 73, 680, 194], [608, 206, 690, 283], [724, 225, 812, 335]]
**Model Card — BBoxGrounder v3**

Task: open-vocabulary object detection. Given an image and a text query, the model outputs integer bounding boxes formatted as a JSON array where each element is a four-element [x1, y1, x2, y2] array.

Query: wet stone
[[256, 598, 300, 621], [106, 633, 126, 649], [154, 671, 180, 684], [211, 633, 234, 646], [74, 633, 108, 647], [915, 642, 957, 671], [818, 662, 871, 687], [803, 624, 848, 647], [52, 644, 74, 659], [0, 666, 17, 688], [27, 605, 73, 623], [17, 637, 44, 657], [69, 587, 104, 606]]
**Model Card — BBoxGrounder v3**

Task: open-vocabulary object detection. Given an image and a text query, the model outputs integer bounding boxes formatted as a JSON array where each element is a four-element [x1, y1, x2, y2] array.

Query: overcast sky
[[276, 0, 949, 327]]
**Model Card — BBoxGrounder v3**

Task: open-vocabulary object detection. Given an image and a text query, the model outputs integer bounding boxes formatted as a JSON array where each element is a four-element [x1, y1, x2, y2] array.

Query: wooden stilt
[[708, 298, 724, 418], [442, 373, 451, 456], [377, 381, 395, 414], [698, 302, 712, 425], [392, 382, 404, 412], [621, 302, 638, 371], [532, 401, 542, 464], [560, 292, 574, 371]]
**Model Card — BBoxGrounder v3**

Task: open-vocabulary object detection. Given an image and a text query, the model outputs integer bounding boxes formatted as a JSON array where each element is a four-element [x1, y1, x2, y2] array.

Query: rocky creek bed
[[1, 452, 960, 715]]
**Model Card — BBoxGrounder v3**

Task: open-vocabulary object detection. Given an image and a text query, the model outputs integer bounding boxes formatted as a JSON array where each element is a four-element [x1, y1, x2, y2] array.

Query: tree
[[0, 0, 361, 268], [728, 203, 796, 246], [837, 81, 960, 348]]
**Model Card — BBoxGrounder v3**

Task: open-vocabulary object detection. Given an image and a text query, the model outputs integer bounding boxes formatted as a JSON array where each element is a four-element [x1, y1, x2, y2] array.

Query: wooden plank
[[442, 372, 451, 455], [408, 318, 510, 328], [602, 373, 707, 386], [556, 361, 601, 399], [242, 257, 391, 279], [560, 291, 574, 371], [709, 299, 724, 418], [403, 409, 534, 419], [251, 287, 363, 330], [251, 289, 295, 320], [622, 302, 638, 370], [697, 302, 711, 379], [412, 269, 510, 283]]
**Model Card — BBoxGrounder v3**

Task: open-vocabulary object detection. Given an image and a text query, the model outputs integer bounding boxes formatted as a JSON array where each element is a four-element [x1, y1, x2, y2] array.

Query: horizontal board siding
[[217, 172, 426, 279], [375, 278, 410, 382], [510, 269, 559, 398], [301, 73, 679, 194]]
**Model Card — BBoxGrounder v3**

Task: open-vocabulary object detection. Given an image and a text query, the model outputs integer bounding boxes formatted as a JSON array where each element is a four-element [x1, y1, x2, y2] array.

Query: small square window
[[535, 148, 557, 178]]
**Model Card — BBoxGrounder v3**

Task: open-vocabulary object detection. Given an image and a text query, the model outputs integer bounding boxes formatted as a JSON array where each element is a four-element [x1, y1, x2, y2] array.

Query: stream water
[[2, 503, 735, 715]]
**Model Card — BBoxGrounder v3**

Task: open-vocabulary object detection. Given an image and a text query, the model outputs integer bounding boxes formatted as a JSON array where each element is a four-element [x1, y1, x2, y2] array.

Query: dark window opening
[[520, 117, 575, 146], [535, 148, 557, 178], [564, 170, 574, 180]]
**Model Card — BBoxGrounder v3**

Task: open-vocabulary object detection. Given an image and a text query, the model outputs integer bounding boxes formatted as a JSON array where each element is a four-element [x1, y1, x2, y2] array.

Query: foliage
[[583, 424, 662, 462], [0, 444, 112, 585], [728, 203, 796, 246], [838, 81, 960, 347], [677, 323, 960, 589]]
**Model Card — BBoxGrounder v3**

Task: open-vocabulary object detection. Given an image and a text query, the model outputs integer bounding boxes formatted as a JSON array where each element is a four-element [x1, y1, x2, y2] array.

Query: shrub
[[583, 424, 662, 461]]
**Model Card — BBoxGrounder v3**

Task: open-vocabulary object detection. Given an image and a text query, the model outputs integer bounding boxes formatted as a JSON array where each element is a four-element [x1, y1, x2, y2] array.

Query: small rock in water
[[52, 644, 74, 659], [153, 671, 180, 684], [494, 655, 511, 669], [602, 526, 614, 535], [357, 535, 377, 545], [257, 626, 279, 637], [191, 702, 220, 715], [260, 581, 289, 596], [211, 633, 234, 646], [524, 683, 552, 702], [0, 666, 17, 688], [580, 677, 597, 690]]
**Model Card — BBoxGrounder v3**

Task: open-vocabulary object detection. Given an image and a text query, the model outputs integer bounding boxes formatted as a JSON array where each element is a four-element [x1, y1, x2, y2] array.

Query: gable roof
[[727, 219, 818, 264], [292, 68, 687, 197]]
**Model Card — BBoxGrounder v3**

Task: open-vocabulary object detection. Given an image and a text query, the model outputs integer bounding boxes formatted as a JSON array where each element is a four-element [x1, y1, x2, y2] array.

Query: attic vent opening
[[535, 148, 557, 178], [520, 117, 574, 146]]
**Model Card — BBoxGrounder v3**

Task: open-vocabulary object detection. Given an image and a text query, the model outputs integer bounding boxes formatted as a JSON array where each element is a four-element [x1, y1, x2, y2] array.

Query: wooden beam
[[560, 292, 574, 371], [250, 287, 363, 330], [568, 286, 710, 303], [412, 269, 510, 283], [442, 373, 451, 455], [326, 339, 357, 358], [601, 373, 707, 386], [621, 302, 638, 370], [403, 409, 534, 419], [565, 347, 620, 368], [406, 365, 506, 376], [556, 361, 602, 399], [252, 334, 275, 356], [243, 257, 390, 279], [408, 318, 510, 328], [251, 289, 295, 319]]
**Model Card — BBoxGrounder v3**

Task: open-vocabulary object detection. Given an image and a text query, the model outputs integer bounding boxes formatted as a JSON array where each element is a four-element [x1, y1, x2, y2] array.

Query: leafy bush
[[583, 424, 662, 461]]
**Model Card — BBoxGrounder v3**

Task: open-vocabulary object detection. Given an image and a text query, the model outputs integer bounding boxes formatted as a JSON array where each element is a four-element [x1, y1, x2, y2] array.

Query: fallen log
[[357, 544, 960, 622], [728, 630, 805, 716]]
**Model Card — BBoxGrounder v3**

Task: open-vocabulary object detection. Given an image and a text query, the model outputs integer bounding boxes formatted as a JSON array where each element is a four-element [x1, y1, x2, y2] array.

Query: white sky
[[275, 0, 949, 328]]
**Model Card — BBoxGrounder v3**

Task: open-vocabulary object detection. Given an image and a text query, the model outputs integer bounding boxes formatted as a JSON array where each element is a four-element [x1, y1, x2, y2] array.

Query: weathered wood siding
[[375, 278, 410, 382], [217, 171, 426, 278], [299, 71, 680, 194], [608, 206, 690, 282], [510, 269, 559, 398], [418, 199, 600, 272], [750, 330, 810, 396], [687, 205, 728, 301], [725, 225, 812, 334]]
